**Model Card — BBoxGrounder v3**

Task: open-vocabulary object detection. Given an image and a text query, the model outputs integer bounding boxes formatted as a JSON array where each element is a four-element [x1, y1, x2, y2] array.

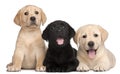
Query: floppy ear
[[97, 25, 108, 42], [73, 29, 81, 47], [69, 26, 75, 38], [40, 9, 47, 25], [42, 26, 49, 41], [14, 9, 21, 26]]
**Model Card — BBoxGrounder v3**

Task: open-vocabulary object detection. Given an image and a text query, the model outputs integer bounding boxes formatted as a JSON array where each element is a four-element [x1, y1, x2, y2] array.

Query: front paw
[[7, 64, 21, 72], [36, 66, 46, 72], [93, 63, 109, 72], [46, 67, 66, 72], [77, 63, 89, 72], [46, 67, 56, 72]]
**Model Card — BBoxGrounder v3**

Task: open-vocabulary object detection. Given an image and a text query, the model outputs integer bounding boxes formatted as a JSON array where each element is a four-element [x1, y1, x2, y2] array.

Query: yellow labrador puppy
[[74, 24, 115, 72], [7, 5, 47, 72]]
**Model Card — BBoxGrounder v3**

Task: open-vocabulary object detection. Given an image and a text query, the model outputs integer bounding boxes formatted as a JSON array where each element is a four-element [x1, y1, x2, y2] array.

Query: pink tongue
[[88, 49, 96, 59], [56, 38, 64, 45]]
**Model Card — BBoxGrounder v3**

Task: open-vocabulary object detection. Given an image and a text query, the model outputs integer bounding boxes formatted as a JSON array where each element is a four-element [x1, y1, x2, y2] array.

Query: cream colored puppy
[[74, 24, 115, 72], [7, 5, 47, 72]]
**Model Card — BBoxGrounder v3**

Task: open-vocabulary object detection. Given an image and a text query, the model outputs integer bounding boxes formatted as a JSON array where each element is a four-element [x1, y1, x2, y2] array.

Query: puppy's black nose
[[30, 16, 36, 21], [88, 41, 94, 47]]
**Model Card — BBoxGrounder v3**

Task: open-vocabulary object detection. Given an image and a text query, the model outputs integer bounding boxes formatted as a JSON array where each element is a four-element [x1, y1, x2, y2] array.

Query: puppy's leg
[[7, 48, 24, 72], [77, 57, 90, 72], [77, 51, 90, 72], [46, 62, 58, 72], [77, 62, 90, 72], [35, 49, 46, 72], [93, 58, 110, 71], [93, 63, 109, 72], [43, 55, 58, 72], [65, 59, 79, 72]]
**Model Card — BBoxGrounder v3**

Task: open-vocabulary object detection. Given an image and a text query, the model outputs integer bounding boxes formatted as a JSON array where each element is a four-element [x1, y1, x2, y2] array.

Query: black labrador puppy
[[42, 20, 79, 72]]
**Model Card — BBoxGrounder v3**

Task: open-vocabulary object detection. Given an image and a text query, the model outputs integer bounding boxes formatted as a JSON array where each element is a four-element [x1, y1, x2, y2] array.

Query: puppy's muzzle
[[87, 41, 97, 59]]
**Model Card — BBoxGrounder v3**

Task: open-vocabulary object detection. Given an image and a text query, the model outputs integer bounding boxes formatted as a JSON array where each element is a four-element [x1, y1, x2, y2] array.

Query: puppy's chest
[[51, 50, 72, 63], [55, 54, 67, 63], [25, 36, 39, 44], [21, 32, 41, 45]]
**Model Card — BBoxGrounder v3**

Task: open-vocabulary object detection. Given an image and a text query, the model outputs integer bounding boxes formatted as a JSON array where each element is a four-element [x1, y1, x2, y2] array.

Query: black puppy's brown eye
[[24, 12, 29, 15], [35, 11, 39, 14], [94, 34, 98, 37], [82, 35, 87, 38]]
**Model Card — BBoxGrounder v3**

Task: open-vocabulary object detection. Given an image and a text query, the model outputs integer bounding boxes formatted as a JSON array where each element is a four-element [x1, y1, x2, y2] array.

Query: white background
[[0, 0, 119, 73]]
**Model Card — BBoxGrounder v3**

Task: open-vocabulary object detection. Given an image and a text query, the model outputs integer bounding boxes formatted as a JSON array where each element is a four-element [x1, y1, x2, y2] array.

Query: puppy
[[42, 20, 79, 72], [7, 5, 47, 72], [74, 24, 116, 72]]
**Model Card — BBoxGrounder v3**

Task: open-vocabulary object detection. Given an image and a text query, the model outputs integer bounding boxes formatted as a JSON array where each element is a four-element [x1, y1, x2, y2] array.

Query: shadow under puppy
[[7, 5, 47, 72], [74, 24, 116, 72], [42, 20, 79, 72]]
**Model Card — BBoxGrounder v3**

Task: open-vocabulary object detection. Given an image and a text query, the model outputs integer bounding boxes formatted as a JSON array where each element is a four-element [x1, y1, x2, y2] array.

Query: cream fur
[[74, 24, 116, 71], [7, 5, 47, 72]]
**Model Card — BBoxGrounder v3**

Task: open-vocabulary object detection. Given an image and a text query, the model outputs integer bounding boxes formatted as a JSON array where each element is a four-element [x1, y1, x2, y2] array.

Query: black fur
[[42, 20, 79, 72]]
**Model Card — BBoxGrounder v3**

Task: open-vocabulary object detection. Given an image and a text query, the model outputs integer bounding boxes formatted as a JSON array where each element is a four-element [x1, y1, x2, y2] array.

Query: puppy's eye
[[82, 35, 87, 38], [24, 12, 29, 15], [94, 34, 98, 37], [35, 11, 39, 14]]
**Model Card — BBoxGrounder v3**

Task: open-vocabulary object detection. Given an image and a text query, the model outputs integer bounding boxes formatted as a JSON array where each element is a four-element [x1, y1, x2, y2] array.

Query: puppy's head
[[14, 5, 47, 29], [74, 24, 108, 59], [42, 20, 75, 47]]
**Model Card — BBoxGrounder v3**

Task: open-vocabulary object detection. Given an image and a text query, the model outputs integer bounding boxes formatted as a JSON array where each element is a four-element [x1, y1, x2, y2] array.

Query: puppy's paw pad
[[7, 65, 21, 72], [93, 64, 108, 72], [36, 66, 46, 72], [77, 64, 89, 72]]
